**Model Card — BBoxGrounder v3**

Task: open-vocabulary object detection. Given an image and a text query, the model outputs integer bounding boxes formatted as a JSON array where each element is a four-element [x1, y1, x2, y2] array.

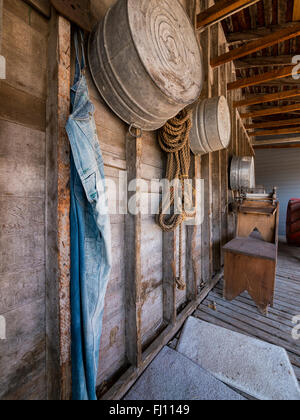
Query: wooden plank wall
[[0, 0, 48, 399], [89, 0, 255, 399], [0, 0, 255, 400]]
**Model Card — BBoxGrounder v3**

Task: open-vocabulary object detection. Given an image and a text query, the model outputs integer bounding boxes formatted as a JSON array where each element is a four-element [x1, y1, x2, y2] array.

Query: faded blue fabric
[[66, 32, 112, 401]]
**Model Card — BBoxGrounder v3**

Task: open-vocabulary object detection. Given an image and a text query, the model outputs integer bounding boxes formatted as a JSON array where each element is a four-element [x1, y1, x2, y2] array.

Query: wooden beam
[[293, 0, 300, 21], [197, 0, 259, 30], [163, 228, 177, 326], [249, 126, 300, 137], [228, 65, 300, 90], [241, 103, 300, 119], [234, 55, 292, 69], [234, 88, 300, 108], [226, 23, 295, 44], [24, 0, 51, 17], [211, 23, 300, 67], [46, 8, 71, 400], [186, 0, 199, 303], [125, 131, 143, 368], [254, 143, 300, 149], [50, 0, 92, 31], [253, 137, 300, 145], [255, 78, 300, 87], [0, 0, 3, 53], [245, 118, 300, 129]]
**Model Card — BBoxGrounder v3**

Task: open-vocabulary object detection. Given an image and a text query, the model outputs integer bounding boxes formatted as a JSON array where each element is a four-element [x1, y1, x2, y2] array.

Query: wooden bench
[[224, 199, 279, 314]]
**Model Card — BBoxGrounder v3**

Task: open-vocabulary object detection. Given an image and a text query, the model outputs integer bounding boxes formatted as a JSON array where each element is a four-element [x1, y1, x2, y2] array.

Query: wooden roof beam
[[196, 0, 260, 30], [234, 55, 293, 69], [245, 118, 300, 129], [234, 88, 300, 108], [228, 65, 300, 90], [24, 0, 51, 17], [249, 126, 300, 137], [254, 143, 300, 149], [211, 23, 300, 68], [293, 0, 300, 21], [241, 103, 300, 119], [226, 23, 295, 44], [253, 137, 300, 146]]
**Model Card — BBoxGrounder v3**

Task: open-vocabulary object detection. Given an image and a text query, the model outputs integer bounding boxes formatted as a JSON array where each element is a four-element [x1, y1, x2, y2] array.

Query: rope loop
[[157, 109, 195, 291]]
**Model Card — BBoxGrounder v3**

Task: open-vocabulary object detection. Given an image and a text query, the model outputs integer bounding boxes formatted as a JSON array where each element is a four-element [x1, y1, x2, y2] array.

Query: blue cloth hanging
[[66, 31, 112, 401]]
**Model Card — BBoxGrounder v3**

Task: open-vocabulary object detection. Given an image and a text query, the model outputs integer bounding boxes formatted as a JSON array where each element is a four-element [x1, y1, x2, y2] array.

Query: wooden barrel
[[190, 96, 231, 155], [230, 156, 256, 191], [88, 0, 203, 131]]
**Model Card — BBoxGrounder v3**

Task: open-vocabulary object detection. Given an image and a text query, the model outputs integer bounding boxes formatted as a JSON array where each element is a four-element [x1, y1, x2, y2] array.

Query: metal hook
[[129, 124, 142, 139]]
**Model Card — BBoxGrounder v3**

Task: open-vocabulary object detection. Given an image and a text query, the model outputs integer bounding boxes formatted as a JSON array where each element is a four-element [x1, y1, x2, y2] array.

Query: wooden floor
[[195, 240, 300, 385]]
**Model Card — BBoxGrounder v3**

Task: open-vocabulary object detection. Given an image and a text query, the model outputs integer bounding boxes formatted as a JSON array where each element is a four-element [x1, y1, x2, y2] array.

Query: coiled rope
[[157, 109, 195, 291]]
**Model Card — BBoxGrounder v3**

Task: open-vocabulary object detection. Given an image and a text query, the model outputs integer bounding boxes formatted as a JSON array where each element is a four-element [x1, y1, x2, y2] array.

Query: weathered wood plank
[[23, 0, 51, 17], [2, 4, 48, 98], [212, 23, 300, 67], [197, 0, 259, 30], [226, 24, 295, 43], [0, 300, 46, 400], [125, 131, 143, 367], [294, 0, 300, 21], [245, 118, 300, 129], [250, 126, 300, 137], [45, 9, 71, 400], [0, 82, 46, 130], [234, 55, 293, 69], [0, 0, 3, 53], [241, 103, 300, 119], [228, 65, 300, 90], [234, 88, 300, 108]]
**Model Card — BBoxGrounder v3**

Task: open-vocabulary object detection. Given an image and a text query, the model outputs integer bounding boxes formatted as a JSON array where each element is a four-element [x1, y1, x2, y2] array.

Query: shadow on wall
[[255, 148, 300, 236]]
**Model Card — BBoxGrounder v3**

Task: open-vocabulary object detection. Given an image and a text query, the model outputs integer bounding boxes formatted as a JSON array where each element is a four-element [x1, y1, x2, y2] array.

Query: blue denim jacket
[[66, 33, 112, 401]]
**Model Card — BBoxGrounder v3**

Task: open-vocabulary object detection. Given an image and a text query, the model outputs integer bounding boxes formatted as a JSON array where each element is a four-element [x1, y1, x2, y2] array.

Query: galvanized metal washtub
[[230, 156, 256, 191], [88, 0, 204, 131], [190, 96, 231, 156]]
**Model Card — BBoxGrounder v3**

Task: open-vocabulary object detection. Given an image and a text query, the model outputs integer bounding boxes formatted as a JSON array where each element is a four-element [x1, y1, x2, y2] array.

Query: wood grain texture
[[0, 300, 46, 400], [250, 126, 300, 137], [228, 65, 300, 90], [23, 0, 51, 17], [45, 9, 71, 400], [125, 132, 143, 367], [0, 1, 49, 401], [212, 22, 300, 67], [234, 55, 293, 69], [234, 88, 300, 108], [241, 103, 300, 118], [245, 118, 300, 129], [197, 0, 259, 29]]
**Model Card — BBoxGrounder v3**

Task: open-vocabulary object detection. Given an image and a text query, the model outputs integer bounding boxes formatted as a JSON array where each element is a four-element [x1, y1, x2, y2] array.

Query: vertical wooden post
[[186, 158, 199, 302], [46, 9, 71, 400], [220, 42, 229, 263], [186, 0, 199, 302], [0, 0, 3, 81], [162, 146, 176, 325], [125, 132, 143, 367], [201, 0, 213, 284], [163, 230, 177, 325], [0, 0, 3, 52], [211, 22, 222, 275]]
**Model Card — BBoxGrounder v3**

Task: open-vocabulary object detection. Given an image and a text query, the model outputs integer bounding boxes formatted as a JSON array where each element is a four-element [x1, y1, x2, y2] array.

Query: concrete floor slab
[[124, 346, 245, 401], [177, 317, 300, 401]]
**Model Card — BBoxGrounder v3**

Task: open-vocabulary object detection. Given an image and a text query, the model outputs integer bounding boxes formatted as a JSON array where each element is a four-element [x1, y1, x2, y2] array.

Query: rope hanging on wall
[[157, 109, 195, 291]]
